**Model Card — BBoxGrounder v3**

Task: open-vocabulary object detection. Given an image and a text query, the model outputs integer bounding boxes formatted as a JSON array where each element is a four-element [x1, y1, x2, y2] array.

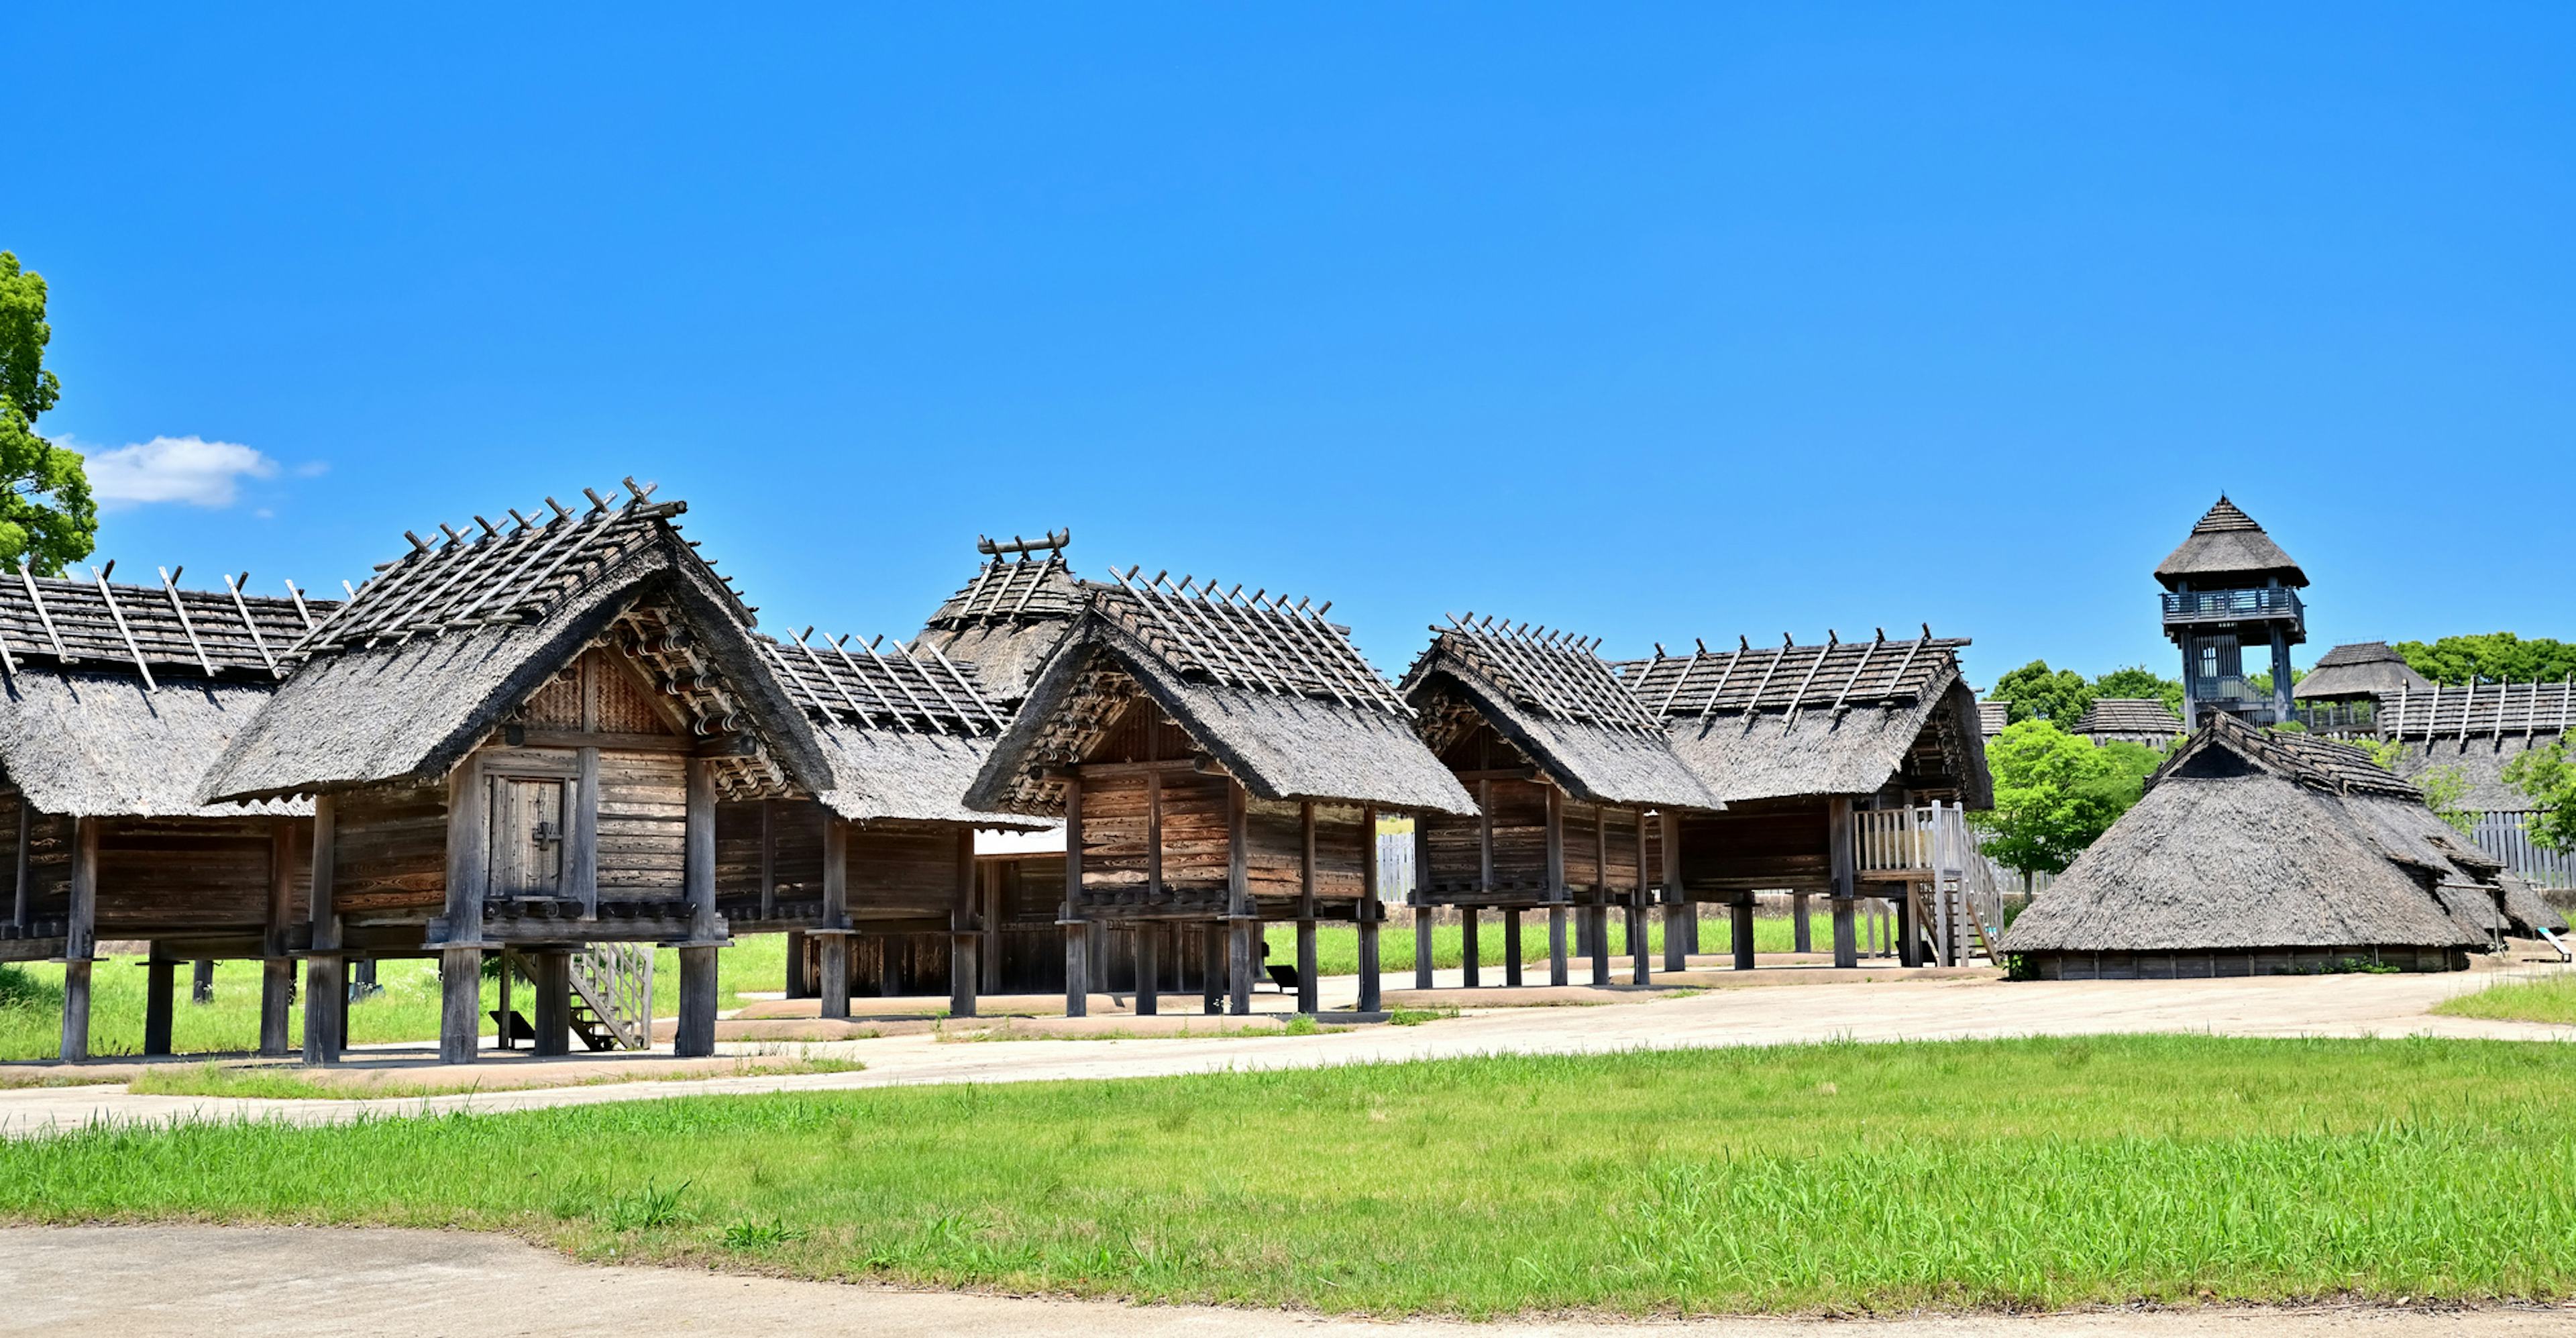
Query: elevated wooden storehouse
[[1620, 629, 1994, 968], [2002, 713, 2538, 978], [2069, 698, 2184, 748], [203, 484, 833, 1063], [0, 564, 329, 1060], [1399, 617, 1721, 988], [730, 627, 1052, 1017], [969, 570, 1474, 1016]]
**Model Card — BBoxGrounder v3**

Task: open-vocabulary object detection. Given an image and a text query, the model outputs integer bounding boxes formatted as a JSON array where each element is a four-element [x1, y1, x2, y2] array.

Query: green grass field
[[1269, 912, 1807, 978], [0, 937, 791, 1062], [5, 1034, 2573, 1315], [2432, 972, 2576, 1025]]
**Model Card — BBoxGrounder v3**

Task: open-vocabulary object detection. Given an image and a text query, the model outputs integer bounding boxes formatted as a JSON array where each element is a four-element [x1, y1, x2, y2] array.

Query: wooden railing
[[571, 943, 655, 1050], [1853, 803, 2008, 965], [2161, 586, 2302, 627]]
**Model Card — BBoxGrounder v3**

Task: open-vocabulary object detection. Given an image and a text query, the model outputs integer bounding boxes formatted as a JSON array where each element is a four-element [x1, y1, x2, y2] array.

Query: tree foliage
[[1990, 660, 2094, 726], [2396, 633, 2576, 686], [2090, 665, 2184, 717], [1970, 721, 2163, 875], [0, 253, 95, 574], [2504, 743, 2575, 853]]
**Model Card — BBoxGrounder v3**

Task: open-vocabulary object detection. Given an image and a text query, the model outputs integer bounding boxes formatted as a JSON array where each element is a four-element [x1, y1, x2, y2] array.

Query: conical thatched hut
[[1399, 617, 1721, 991], [2002, 712, 2528, 978]]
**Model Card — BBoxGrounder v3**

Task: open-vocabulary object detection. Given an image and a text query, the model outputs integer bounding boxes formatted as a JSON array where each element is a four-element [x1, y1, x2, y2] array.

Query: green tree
[[2091, 664, 2184, 718], [1990, 660, 2095, 727], [2504, 743, 2575, 852], [0, 253, 95, 574], [2395, 633, 2576, 686], [1970, 721, 2161, 875]]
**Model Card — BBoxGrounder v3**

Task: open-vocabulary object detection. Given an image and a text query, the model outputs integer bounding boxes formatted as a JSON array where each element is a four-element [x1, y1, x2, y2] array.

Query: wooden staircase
[[569, 943, 655, 1050], [1858, 801, 2010, 967]]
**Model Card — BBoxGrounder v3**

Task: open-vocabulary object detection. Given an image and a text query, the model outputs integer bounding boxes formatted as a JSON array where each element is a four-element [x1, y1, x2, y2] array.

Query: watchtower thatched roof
[[1620, 630, 1992, 807], [758, 627, 1043, 829], [1401, 617, 1721, 811], [967, 570, 1475, 817], [2293, 641, 2433, 701], [2070, 697, 2183, 741], [914, 529, 1081, 706], [204, 484, 831, 804], [2154, 496, 2307, 589], [2002, 713, 2501, 956], [0, 566, 334, 819]]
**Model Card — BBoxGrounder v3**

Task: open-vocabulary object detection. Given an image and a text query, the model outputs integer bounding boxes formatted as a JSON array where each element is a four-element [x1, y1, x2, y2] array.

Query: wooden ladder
[[568, 943, 655, 1050]]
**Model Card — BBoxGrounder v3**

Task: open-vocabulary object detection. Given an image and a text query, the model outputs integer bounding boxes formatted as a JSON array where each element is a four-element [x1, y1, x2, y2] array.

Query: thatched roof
[[0, 568, 336, 818], [2293, 642, 2433, 701], [2392, 735, 2563, 813], [1401, 621, 1721, 811], [2003, 713, 2495, 955], [1978, 701, 2010, 738], [205, 493, 831, 803], [2381, 679, 2575, 741], [0, 670, 305, 818], [755, 629, 1042, 829], [1621, 633, 1992, 807], [2154, 497, 2307, 589], [2071, 697, 2182, 740], [915, 534, 1082, 705], [967, 576, 1475, 817]]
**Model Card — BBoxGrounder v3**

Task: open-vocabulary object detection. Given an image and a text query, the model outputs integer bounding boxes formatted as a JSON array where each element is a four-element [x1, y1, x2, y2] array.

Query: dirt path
[[3, 968, 2567, 1137], [4, 1225, 2569, 1337]]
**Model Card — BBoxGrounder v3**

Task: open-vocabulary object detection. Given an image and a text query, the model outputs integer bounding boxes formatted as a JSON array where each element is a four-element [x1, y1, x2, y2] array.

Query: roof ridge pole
[[788, 629, 878, 725], [861, 635, 945, 731], [1104, 566, 1216, 685], [1184, 578, 1287, 694], [824, 634, 915, 732], [1698, 641, 1747, 721], [1829, 628, 1884, 717], [915, 637, 1009, 734], [1880, 625, 1933, 706], [891, 639, 975, 736], [91, 566, 156, 691], [1233, 584, 1352, 709], [17, 562, 68, 662], [156, 566, 219, 678], [1780, 631, 1838, 733], [221, 572, 281, 677]]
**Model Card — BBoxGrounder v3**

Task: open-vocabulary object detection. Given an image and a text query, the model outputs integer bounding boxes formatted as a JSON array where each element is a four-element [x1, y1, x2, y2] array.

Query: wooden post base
[[438, 947, 482, 1064], [302, 954, 346, 1065], [1732, 898, 1757, 971], [60, 959, 93, 1062], [143, 958, 176, 1057], [1134, 926, 1160, 1017], [1628, 900, 1651, 986], [1587, 904, 1611, 986], [1662, 899, 1687, 974], [1461, 908, 1481, 988], [1503, 912, 1523, 987], [1295, 917, 1319, 1014], [676, 946, 718, 1057], [259, 957, 294, 1057], [1063, 920, 1090, 1019], [530, 950, 572, 1057], [1413, 906, 1434, 988], [951, 934, 980, 1020], [1831, 896, 1858, 968], [1355, 909, 1382, 1013], [1547, 905, 1568, 986], [818, 935, 851, 1020], [1792, 893, 1813, 953]]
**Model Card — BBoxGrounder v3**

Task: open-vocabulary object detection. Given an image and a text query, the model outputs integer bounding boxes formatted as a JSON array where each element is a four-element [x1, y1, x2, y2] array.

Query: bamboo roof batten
[[156, 567, 217, 678], [18, 562, 69, 662], [1829, 629, 1883, 717], [1181, 577, 1285, 694], [863, 635, 945, 731], [892, 639, 976, 728], [790, 630, 882, 727], [1780, 631, 1839, 733], [92, 566, 156, 691], [221, 572, 280, 677], [917, 638, 1010, 732]]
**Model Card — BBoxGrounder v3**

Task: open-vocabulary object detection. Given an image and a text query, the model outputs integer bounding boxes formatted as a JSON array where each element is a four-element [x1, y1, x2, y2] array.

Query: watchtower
[[2155, 497, 2306, 727]]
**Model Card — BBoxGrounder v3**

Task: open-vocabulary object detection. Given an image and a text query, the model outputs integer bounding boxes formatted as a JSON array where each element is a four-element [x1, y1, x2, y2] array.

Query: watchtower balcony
[[2160, 586, 2303, 637]]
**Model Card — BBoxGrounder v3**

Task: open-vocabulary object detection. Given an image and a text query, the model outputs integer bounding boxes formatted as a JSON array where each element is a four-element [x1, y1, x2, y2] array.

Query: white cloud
[[72, 435, 284, 509]]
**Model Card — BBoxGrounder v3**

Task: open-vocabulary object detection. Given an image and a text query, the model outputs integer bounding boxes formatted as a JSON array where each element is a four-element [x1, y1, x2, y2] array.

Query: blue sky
[[10, 5, 2571, 690]]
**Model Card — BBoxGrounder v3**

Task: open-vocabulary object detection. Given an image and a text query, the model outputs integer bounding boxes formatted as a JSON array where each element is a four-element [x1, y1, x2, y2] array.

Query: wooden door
[[490, 776, 568, 898]]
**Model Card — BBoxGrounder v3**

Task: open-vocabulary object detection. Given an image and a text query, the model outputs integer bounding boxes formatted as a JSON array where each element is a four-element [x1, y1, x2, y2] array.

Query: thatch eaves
[[2293, 642, 2434, 701], [1400, 623, 1720, 812], [2153, 496, 2307, 589], [967, 594, 1476, 818], [204, 532, 832, 803], [0, 670, 305, 818]]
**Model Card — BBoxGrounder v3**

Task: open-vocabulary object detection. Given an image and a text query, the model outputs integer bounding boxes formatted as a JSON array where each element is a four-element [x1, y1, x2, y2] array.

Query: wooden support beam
[[143, 955, 176, 1057], [1461, 907, 1481, 988], [260, 819, 294, 1058], [677, 946, 718, 1056], [951, 826, 979, 1020], [58, 819, 95, 1062], [530, 948, 572, 1056], [1589, 804, 1610, 985], [784, 929, 811, 998], [440, 754, 487, 1064], [1296, 801, 1318, 1015], [568, 748, 600, 914], [1732, 896, 1757, 972], [1503, 911, 1523, 987], [1356, 805, 1381, 1013], [191, 958, 213, 1005], [1411, 820, 1433, 989], [757, 799, 776, 921], [1134, 923, 1159, 1016], [820, 818, 850, 1021], [1660, 811, 1686, 973], [1631, 809, 1652, 986], [1062, 774, 1087, 1019], [1829, 796, 1858, 969], [303, 794, 345, 1064], [10, 799, 28, 930], [1226, 782, 1251, 1016], [1792, 892, 1813, 954], [676, 756, 719, 1058], [1545, 786, 1568, 987]]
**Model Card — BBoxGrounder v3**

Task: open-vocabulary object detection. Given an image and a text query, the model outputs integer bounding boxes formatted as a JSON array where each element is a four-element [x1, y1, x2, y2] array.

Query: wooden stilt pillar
[[303, 794, 344, 1064], [143, 955, 176, 1057], [784, 930, 812, 999], [1733, 897, 1757, 971], [951, 827, 980, 1020], [1587, 896, 1610, 986], [1503, 911, 1523, 986], [1062, 772, 1087, 1017], [820, 818, 849, 1021], [676, 947, 718, 1056], [1202, 922, 1226, 1015], [880, 938, 902, 998], [1295, 801, 1318, 1015], [1896, 891, 1921, 968], [1829, 796, 1859, 969], [1413, 905, 1434, 988], [1356, 805, 1382, 1013], [439, 947, 482, 1064], [191, 958, 213, 1004], [1660, 812, 1686, 974], [1793, 893, 1813, 953], [530, 949, 572, 1056], [676, 757, 720, 1056], [1461, 907, 1481, 988], [1226, 782, 1251, 1017], [259, 819, 295, 1058], [1629, 898, 1652, 986], [1544, 786, 1568, 986], [439, 756, 487, 1064], [59, 960, 91, 1063], [1134, 925, 1159, 1015]]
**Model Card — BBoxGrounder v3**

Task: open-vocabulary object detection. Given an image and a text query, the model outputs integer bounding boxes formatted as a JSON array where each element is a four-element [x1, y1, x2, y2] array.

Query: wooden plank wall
[[714, 799, 828, 905], [1243, 799, 1368, 915], [97, 819, 303, 933], [333, 781, 447, 916], [0, 788, 74, 923], [1678, 798, 1831, 894], [596, 749, 687, 898]]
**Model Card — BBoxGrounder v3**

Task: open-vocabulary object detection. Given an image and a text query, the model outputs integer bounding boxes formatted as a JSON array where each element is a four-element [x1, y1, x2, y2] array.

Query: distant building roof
[[2071, 697, 2183, 739], [2154, 496, 2307, 590], [1978, 700, 2010, 737], [2294, 641, 2434, 701]]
